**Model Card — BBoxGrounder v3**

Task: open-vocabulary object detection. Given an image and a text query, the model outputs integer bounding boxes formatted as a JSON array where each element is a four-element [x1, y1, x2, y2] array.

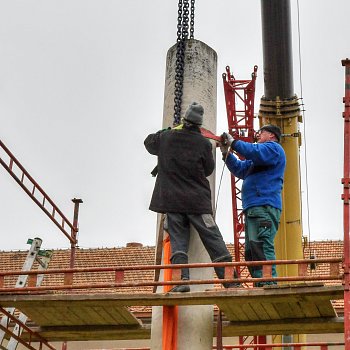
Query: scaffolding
[[0, 62, 349, 349]]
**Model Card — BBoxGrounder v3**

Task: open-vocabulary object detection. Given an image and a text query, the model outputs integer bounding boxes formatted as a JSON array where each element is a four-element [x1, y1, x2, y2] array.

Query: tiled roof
[[0, 245, 156, 294]]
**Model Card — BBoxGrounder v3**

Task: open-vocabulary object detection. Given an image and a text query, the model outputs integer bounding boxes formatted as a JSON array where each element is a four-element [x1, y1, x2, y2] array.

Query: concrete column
[[150, 39, 217, 350]]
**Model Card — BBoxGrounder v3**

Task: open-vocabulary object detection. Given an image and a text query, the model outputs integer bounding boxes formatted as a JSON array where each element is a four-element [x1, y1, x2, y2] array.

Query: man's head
[[256, 124, 281, 143], [184, 102, 204, 126]]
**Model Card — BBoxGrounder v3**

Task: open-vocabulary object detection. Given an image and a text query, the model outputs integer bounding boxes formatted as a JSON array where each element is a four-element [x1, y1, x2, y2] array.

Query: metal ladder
[[0, 238, 53, 350]]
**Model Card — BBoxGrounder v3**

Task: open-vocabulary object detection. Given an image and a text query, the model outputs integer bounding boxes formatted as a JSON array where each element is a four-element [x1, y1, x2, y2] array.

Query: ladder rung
[[0, 139, 77, 244]]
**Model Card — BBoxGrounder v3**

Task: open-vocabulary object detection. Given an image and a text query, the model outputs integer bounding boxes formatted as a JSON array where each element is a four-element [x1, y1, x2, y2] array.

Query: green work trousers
[[244, 205, 281, 286]]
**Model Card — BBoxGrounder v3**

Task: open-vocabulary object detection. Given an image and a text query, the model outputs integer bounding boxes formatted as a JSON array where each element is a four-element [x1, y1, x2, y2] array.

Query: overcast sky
[[0, 1, 348, 251]]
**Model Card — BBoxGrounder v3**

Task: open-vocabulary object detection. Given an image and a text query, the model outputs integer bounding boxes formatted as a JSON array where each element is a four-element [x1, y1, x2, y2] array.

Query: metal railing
[[0, 258, 342, 294], [0, 307, 56, 350]]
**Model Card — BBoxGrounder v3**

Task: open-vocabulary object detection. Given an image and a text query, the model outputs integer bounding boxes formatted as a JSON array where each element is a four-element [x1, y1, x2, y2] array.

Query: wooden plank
[[248, 302, 273, 321], [0, 284, 343, 308], [288, 301, 305, 318], [21, 306, 77, 326], [217, 304, 240, 322], [45, 306, 84, 325], [20, 305, 140, 327], [80, 306, 115, 325], [0, 284, 342, 337], [240, 303, 260, 321], [219, 303, 250, 322], [90, 306, 122, 324], [21, 317, 344, 341], [315, 301, 338, 317], [272, 302, 295, 319], [90, 306, 140, 325], [260, 302, 280, 320], [25, 324, 149, 341], [221, 317, 344, 337], [298, 301, 322, 318], [70, 305, 109, 325]]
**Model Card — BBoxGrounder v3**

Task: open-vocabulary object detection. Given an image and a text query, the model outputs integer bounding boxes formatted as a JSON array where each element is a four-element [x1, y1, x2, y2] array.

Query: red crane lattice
[[222, 65, 268, 347], [222, 65, 257, 272]]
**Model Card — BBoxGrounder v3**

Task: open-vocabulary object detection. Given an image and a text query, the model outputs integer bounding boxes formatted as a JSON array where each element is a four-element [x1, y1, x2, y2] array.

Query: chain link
[[173, 0, 195, 126], [190, 0, 195, 39]]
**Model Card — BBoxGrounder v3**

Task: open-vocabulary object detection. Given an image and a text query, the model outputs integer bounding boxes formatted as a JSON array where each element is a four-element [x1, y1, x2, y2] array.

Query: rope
[[296, 0, 312, 255], [214, 152, 229, 218]]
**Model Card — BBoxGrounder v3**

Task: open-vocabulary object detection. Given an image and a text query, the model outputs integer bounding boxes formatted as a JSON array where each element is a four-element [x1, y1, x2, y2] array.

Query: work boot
[[170, 251, 190, 280], [169, 278, 190, 293], [225, 267, 242, 288], [254, 281, 277, 288], [169, 284, 190, 293], [223, 281, 242, 288], [169, 252, 190, 292], [215, 265, 242, 288]]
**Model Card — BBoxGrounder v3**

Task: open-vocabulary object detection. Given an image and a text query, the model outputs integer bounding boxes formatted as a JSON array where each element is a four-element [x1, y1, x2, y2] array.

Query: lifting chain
[[173, 0, 195, 126]]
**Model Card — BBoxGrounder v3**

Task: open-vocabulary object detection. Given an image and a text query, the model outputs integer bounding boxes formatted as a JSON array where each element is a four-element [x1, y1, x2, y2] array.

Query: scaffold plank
[[0, 284, 343, 341]]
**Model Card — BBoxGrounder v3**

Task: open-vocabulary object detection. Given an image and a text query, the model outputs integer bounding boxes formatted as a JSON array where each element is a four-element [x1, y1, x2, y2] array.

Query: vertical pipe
[[260, 0, 303, 281], [261, 0, 294, 99], [151, 39, 217, 350], [260, 0, 304, 347], [70, 198, 83, 269]]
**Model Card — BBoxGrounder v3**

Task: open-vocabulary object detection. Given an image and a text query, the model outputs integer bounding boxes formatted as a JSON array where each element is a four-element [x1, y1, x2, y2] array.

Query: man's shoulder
[[264, 141, 284, 151]]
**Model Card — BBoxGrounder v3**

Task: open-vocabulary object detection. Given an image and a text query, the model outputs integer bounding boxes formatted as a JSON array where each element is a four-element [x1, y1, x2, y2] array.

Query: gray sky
[[0, 1, 348, 251]]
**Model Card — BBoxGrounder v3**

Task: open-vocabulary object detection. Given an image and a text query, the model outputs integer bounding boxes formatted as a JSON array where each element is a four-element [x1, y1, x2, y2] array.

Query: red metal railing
[[0, 258, 342, 294], [0, 138, 81, 246], [342, 58, 350, 350], [0, 307, 56, 350]]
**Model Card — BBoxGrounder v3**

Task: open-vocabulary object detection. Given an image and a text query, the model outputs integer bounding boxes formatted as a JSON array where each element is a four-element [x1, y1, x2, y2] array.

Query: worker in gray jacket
[[145, 102, 239, 292]]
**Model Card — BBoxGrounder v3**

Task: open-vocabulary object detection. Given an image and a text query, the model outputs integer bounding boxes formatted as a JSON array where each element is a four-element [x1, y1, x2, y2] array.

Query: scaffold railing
[[0, 307, 56, 350], [0, 258, 342, 294]]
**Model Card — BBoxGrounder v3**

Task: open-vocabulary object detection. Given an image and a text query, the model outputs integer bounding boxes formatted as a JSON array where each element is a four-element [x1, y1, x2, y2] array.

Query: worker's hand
[[219, 142, 229, 155], [222, 132, 234, 146], [220, 132, 234, 149]]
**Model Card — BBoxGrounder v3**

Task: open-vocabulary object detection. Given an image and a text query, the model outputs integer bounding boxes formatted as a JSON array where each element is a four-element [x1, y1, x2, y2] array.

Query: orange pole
[[162, 236, 178, 350]]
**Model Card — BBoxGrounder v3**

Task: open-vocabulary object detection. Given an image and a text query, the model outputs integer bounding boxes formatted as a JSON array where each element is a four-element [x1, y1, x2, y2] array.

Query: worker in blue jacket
[[221, 125, 286, 286]]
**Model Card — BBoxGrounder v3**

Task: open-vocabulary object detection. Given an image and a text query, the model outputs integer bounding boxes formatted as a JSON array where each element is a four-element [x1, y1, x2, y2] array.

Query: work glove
[[220, 132, 234, 154], [223, 132, 234, 146]]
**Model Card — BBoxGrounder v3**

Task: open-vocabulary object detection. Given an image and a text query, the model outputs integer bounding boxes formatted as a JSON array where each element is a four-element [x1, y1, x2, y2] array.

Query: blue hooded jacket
[[225, 140, 286, 211]]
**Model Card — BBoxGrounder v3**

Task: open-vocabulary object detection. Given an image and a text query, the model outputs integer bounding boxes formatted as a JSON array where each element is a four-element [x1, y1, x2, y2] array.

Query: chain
[[173, 0, 195, 126], [190, 0, 195, 39]]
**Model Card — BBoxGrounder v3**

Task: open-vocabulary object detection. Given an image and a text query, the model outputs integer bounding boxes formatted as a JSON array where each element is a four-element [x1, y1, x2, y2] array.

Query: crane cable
[[296, 0, 313, 257], [215, 153, 229, 219]]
